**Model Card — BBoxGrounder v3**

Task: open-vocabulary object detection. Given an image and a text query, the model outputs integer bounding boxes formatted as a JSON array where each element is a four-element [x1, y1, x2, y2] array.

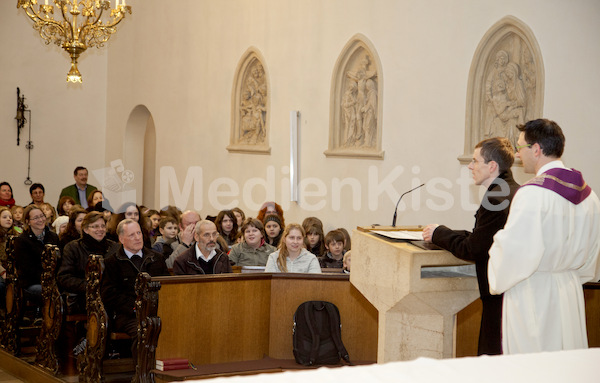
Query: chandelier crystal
[[17, 0, 132, 83]]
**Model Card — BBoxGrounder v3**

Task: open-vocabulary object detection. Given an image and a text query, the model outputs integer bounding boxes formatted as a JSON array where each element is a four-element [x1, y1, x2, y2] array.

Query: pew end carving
[[133, 272, 162, 383], [79, 254, 108, 383], [35, 244, 63, 374], [1, 235, 21, 354]]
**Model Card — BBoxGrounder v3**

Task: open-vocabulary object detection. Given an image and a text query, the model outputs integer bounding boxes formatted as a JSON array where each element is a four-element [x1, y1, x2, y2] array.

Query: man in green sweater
[[57, 166, 97, 209]]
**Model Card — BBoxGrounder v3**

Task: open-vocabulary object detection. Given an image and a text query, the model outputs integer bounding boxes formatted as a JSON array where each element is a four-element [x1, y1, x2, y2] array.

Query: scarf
[[81, 231, 110, 254], [0, 198, 15, 208]]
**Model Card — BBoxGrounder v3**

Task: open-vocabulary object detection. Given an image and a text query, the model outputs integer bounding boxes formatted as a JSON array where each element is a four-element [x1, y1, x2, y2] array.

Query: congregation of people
[[1, 118, 597, 360], [0, 168, 352, 336]]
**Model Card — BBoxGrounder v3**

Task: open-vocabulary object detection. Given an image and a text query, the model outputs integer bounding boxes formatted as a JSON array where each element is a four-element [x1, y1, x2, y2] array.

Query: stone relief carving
[[228, 48, 270, 154], [462, 16, 544, 164], [326, 34, 384, 159]]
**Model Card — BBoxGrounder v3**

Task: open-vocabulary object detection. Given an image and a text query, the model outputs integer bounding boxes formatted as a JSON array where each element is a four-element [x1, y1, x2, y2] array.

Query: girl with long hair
[[215, 210, 238, 249], [264, 223, 321, 273]]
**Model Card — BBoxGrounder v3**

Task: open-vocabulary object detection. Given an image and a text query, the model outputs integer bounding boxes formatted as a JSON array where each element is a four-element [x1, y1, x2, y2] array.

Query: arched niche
[[227, 47, 271, 154], [99, 105, 156, 211], [325, 33, 384, 159], [460, 16, 544, 164]]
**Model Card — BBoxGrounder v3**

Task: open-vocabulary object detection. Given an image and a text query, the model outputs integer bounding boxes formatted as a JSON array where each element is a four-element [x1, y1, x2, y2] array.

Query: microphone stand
[[392, 183, 425, 227]]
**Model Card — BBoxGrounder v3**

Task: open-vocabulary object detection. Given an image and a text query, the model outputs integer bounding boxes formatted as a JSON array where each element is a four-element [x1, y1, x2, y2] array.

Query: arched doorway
[[123, 105, 157, 208]]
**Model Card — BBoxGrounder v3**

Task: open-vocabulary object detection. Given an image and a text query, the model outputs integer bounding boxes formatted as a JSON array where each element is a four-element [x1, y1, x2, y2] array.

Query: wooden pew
[[132, 272, 379, 382], [0, 239, 60, 371]]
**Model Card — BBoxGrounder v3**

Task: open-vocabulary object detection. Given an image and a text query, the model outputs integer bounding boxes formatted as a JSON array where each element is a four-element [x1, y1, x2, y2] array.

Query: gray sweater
[[264, 248, 321, 273]]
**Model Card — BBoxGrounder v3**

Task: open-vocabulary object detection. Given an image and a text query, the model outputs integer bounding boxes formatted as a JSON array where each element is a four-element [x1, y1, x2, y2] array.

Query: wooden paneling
[[268, 275, 378, 360], [455, 283, 600, 357], [153, 273, 378, 366], [156, 275, 272, 364], [455, 299, 481, 357], [584, 283, 600, 347]]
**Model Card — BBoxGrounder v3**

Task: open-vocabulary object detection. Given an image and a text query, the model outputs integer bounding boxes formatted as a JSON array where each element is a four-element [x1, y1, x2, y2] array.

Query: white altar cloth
[[195, 348, 600, 383]]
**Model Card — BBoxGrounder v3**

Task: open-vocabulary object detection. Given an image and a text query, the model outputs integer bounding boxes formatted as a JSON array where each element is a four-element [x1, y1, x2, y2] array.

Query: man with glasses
[[58, 166, 98, 210], [173, 220, 232, 275], [164, 210, 201, 268], [488, 118, 600, 354], [423, 137, 519, 355]]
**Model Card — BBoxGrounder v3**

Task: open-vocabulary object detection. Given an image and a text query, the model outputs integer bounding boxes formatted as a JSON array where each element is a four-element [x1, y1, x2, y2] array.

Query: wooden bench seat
[[152, 356, 375, 382]]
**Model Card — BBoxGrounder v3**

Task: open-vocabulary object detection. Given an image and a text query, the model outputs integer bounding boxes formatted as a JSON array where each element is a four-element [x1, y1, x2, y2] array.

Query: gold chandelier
[[17, 0, 132, 83]]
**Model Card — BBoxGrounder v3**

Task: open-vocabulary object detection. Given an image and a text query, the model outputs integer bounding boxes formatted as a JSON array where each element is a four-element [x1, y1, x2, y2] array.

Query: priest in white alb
[[488, 118, 600, 354]]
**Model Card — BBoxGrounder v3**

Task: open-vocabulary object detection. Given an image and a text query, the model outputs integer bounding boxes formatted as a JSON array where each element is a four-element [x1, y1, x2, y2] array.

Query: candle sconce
[[15, 87, 27, 146], [15, 87, 34, 185]]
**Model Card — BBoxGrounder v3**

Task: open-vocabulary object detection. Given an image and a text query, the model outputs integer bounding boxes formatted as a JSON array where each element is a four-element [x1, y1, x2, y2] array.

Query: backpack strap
[[324, 302, 352, 365], [304, 301, 321, 365]]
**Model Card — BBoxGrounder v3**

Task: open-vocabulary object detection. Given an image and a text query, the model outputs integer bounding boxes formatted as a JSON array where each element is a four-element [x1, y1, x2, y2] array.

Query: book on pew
[[156, 363, 190, 371], [156, 358, 190, 371]]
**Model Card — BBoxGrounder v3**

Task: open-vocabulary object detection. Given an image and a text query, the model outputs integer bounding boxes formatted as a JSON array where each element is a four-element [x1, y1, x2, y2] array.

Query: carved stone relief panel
[[227, 48, 270, 154], [461, 16, 544, 163], [325, 34, 384, 159]]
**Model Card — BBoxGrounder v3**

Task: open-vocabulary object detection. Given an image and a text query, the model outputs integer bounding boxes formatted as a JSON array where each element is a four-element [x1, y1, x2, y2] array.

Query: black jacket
[[14, 227, 59, 289], [172, 246, 232, 275], [101, 246, 169, 321], [432, 170, 519, 355], [58, 233, 120, 295], [318, 251, 345, 268]]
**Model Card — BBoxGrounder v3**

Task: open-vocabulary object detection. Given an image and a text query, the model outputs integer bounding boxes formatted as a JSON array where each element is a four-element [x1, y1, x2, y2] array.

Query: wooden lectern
[[351, 228, 479, 362]]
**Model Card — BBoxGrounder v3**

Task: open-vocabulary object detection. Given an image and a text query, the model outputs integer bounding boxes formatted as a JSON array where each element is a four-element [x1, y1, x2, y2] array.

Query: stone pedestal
[[350, 230, 479, 362]]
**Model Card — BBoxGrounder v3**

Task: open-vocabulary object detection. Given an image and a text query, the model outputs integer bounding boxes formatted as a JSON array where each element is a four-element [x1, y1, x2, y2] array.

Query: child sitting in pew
[[318, 229, 346, 269], [152, 216, 179, 259]]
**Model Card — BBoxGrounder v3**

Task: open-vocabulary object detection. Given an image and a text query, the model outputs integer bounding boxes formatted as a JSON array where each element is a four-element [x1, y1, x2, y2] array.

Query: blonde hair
[[276, 223, 305, 272]]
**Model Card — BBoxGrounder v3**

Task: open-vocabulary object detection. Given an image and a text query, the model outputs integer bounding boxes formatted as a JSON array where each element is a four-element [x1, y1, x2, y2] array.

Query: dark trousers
[[114, 315, 138, 361], [478, 294, 503, 355]]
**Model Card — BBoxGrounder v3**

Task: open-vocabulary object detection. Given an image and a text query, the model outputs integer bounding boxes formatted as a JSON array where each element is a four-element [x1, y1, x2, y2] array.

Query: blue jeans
[[24, 284, 43, 307]]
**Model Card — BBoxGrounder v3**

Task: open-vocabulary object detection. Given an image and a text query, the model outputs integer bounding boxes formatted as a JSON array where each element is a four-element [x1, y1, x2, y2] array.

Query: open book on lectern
[[371, 230, 423, 241], [371, 230, 444, 250]]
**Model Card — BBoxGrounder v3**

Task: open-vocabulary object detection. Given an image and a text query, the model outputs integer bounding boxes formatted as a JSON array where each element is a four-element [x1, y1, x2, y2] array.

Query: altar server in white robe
[[488, 118, 600, 355]]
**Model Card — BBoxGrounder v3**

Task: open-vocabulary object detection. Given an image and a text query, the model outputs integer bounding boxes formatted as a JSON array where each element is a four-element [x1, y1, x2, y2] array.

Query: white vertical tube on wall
[[290, 110, 299, 202]]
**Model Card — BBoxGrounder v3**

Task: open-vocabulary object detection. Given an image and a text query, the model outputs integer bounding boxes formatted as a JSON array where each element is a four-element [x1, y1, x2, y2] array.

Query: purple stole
[[521, 167, 591, 205]]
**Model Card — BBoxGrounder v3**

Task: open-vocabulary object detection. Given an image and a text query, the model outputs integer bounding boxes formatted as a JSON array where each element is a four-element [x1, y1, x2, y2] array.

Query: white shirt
[[195, 245, 216, 262], [123, 248, 143, 260]]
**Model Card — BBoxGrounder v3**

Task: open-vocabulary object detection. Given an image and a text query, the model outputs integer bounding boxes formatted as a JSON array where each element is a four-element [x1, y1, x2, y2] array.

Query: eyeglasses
[[87, 224, 106, 230], [469, 158, 488, 165], [30, 215, 47, 221], [515, 143, 532, 151]]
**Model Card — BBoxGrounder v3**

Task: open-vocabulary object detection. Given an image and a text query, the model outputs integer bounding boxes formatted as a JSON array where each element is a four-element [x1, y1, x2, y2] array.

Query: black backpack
[[292, 301, 351, 366]]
